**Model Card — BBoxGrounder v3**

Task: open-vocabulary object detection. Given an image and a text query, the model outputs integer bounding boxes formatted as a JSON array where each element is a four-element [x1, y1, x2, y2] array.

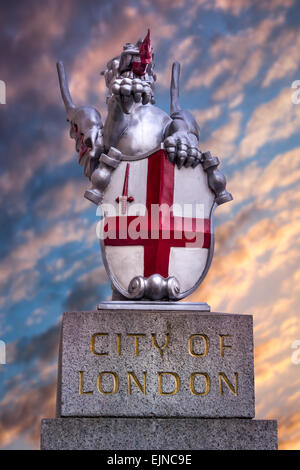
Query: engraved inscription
[[76, 331, 240, 398], [152, 333, 170, 356], [97, 371, 119, 395], [158, 372, 181, 396], [128, 371, 147, 395], [78, 371, 93, 395], [189, 372, 210, 396], [219, 372, 238, 396], [188, 334, 209, 357]]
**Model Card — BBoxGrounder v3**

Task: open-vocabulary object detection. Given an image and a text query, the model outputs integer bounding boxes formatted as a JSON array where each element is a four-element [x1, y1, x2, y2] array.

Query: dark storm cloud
[[11, 324, 60, 365], [0, 0, 114, 191], [215, 202, 263, 253], [64, 267, 110, 311]]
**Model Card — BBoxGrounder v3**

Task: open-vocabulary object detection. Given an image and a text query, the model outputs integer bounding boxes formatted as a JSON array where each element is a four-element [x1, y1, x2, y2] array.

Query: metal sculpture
[[57, 30, 232, 301]]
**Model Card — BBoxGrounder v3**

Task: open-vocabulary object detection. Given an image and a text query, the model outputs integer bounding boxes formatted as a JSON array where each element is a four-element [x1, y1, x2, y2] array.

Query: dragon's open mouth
[[73, 124, 92, 163], [119, 70, 151, 83]]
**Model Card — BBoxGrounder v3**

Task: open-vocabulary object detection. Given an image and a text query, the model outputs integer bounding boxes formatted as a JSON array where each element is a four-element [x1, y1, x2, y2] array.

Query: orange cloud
[[190, 104, 223, 128], [228, 146, 300, 203], [200, 111, 242, 158], [0, 381, 56, 449]]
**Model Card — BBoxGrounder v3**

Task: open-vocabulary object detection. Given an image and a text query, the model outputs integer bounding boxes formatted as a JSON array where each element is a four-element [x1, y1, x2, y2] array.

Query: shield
[[99, 147, 216, 300]]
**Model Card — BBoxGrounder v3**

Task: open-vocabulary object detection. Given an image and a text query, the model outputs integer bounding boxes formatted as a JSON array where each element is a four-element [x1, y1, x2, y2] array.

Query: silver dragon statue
[[57, 30, 232, 302]]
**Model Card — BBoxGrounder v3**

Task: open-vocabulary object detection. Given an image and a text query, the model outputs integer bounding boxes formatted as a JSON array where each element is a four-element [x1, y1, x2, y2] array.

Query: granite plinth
[[57, 309, 255, 418], [41, 417, 278, 450]]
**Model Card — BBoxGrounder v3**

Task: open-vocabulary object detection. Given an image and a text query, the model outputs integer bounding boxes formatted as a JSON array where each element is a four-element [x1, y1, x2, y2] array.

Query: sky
[[0, 0, 300, 450]]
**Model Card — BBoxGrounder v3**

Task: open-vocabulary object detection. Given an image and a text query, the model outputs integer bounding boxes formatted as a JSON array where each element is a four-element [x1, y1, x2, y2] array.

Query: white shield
[[99, 148, 215, 300]]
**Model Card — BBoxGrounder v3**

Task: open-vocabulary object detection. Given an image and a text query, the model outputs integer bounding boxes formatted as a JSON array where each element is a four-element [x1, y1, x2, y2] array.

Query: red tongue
[[132, 29, 152, 76]]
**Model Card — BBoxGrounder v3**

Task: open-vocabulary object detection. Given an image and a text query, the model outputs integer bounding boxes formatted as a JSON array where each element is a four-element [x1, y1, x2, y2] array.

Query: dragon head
[[102, 29, 156, 113]]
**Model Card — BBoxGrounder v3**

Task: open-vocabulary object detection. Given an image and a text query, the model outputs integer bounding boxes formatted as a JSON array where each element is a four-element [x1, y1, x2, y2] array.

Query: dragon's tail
[[56, 61, 75, 119], [170, 61, 181, 115]]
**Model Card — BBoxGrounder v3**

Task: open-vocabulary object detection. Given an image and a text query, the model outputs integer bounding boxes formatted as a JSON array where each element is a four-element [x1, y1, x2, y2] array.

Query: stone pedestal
[[41, 305, 278, 450], [41, 418, 277, 450]]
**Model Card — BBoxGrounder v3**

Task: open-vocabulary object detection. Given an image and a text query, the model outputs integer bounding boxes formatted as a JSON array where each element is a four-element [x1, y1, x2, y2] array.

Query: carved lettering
[[90, 333, 109, 356], [78, 371, 93, 395], [189, 372, 210, 396], [117, 333, 121, 356], [219, 372, 238, 395], [81, 331, 242, 400], [158, 372, 181, 395], [152, 333, 170, 356], [219, 334, 232, 357], [188, 334, 209, 357], [97, 371, 119, 395], [127, 334, 146, 356], [127, 371, 147, 395], [77, 370, 241, 397]]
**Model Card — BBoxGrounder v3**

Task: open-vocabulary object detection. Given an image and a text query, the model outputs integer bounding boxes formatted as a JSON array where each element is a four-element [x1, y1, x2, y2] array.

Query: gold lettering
[[117, 333, 121, 356], [97, 371, 119, 395], [90, 333, 109, 356], [189, 372, 210, 396], [152, 333, 170, 356], [78, 371, 93, 395], [158, 372, 181, 395], [219, 372, 238, 396], [219, 335, 232, 357], [188, 334, 209, 357], [127, 371, 147, 395], [127, 334, 146, 356]]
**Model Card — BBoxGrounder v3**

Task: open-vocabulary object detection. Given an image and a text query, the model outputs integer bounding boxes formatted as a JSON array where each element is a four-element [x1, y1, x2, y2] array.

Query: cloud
[[2, 1, 73, 104], [262, 30, 300, 88], [0, 130, 75, 214], [147, 0, 295, 16], [26, 308, 47, 327], [0, 381, 56, 449], [279, 412, 300, 450], [64, 265, 109, 310], [9, 270, 39, 305], [0, 218, 89, 288], [0, 324, 60, 448], [11, 325, 60, 366], [200, 111, 242, 158], [196, 0, 295, 16], [190, 104, 223, 128], [239, 89, 300, 159], [155, 35, 202, 89], [34, 178, 90, 220], [229, 93, 244, 109], [185, 14, 284, 101], [213, 50, 264, 101], [229, 146, 300, 206], [185, 57, 231, 91]]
